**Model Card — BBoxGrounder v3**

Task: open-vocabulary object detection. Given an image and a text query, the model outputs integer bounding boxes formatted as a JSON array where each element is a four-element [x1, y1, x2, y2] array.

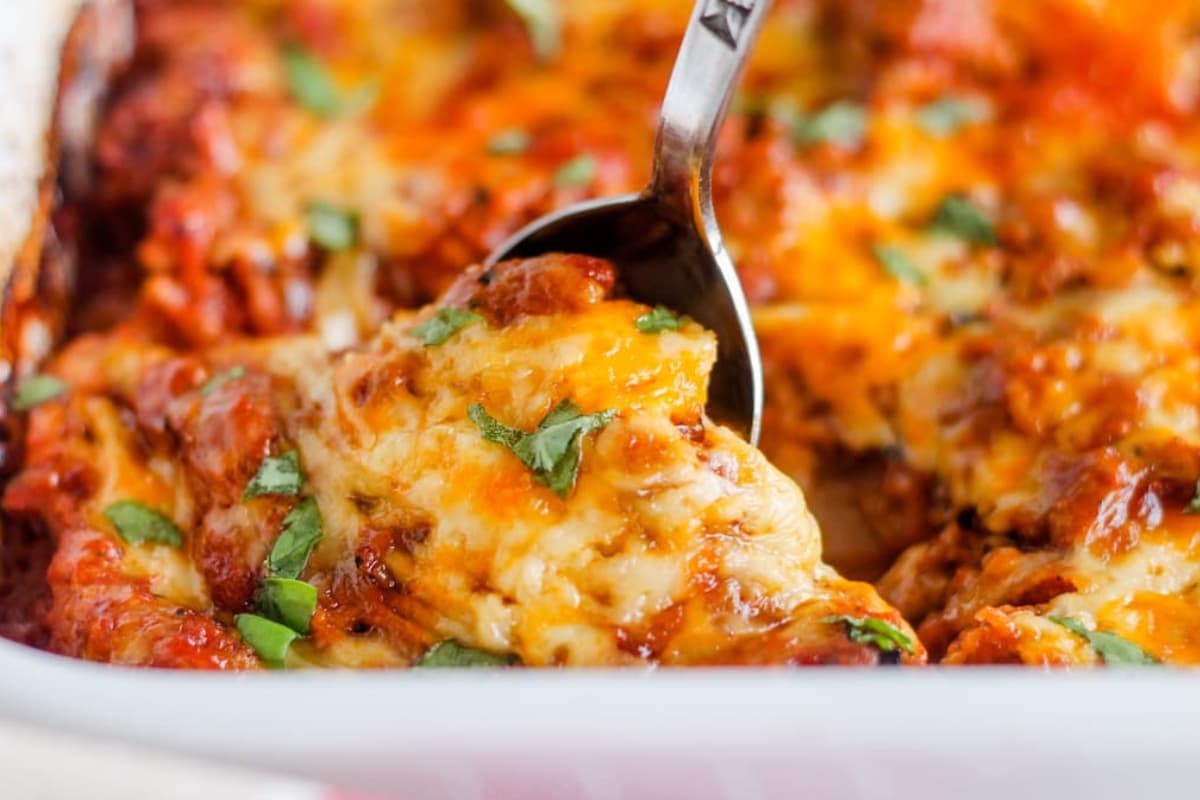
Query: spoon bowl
[[489, 193, 762, 443], [486, 0, 771, 443]]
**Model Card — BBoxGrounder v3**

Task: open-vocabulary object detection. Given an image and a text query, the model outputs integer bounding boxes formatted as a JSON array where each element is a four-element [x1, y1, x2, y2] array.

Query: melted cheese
[[260, 297, 900, 665], [17, 0, 1200, 667]]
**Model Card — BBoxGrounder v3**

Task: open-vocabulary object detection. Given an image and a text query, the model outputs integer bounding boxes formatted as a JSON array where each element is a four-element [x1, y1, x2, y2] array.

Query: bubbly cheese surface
[[6, 255, 916, 667], [7, 0, 1200, 667]]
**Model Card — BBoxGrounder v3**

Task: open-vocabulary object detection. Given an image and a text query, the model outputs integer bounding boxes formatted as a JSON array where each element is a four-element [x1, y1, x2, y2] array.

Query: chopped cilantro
[[487, 129, 532, 156], [266, 497, 323, 579], [257, 577, 318, 636], [305, 201, 359, 251], [504, 0, 561, 63], [282, 44, 378, 118], [469, 400, 615, 498], [794, 100, 867, 148], [872, 244, 928, 286], [11, 374, 67, 411], [554, 154, 596, 188], [1049, 616, 1159, 666], [822, 614, 915, 655], [412, 308, 485, 347], [930, 195, 996, 246], [103, 500, 183, 547], [415, 640, 517, 668], [635, 305, 688, 334], [236, 613, 300, 668], [243, 451, 304, 500], [916, 96, 989, 137]]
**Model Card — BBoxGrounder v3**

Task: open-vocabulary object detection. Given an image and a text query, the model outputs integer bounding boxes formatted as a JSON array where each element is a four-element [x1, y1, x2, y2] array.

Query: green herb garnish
[[415, 639, 517, 668], [283, 45, 341, 116], [931, 195, 996, 246], [794, 100, 867, 148], [469, 399, 615, 498], [823, 614, 915, 655], [236, 613, 300, 668], [200, 366, 246, 397], [305, 201, 359, 251], [504, 0, 561, 63], [412, 308, 485, 347], [916, 96, 989, 137], [486, 129, 532, 156], [103, 500, 183, 547], [11, 374, 67, 411], [554, 154, 596, 188], [243, 451, 304, 501], [266, 497, 323, 579], [1049, 616, 1159, 666], [256, 577, 318, 635], [635, 305, 688, 333], [872, 244, 928, 286], [283, 44, 378, 118]]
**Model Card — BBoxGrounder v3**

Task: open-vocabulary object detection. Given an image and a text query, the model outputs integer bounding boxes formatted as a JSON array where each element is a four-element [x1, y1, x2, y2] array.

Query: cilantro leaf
[[504, 0, 561, 63], [283, 44, 377, 118], [931, 195, 996, 246], [1185, 480, 1200, 514], [512, 400, 612, 469], [282, 45, 341, 117], [487, 129, 532, 156], [1049, 616, 1159, 666], [554, 154, 596, 188], [468, 400, 615, 498], [872, 244, 928, 286], [200, 366, 246, 397], [412, 308, 485, 347], [267, 497, 323, 579], [468, 403, 527, 450], [103, 500, 183, 547], [306, 201, 359, 251], [916, 96, 989, 137], [794, 100, 867, 148], [415, 640, 517, 668], [236, 613, 300, 668], [257, 577, 318, 635], [11, 374, 67, 411], [822, 614, 915, 655], [244, 451, 304, 500], [635, 305, 688, 333]]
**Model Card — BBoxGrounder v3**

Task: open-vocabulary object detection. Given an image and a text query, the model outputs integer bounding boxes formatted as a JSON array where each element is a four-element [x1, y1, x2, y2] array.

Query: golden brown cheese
[[9, 0, 1200, 667], [5, 255, 918, 667]]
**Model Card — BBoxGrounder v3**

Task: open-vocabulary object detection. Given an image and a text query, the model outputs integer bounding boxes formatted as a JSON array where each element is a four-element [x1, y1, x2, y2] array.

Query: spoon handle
[[648, 0, 772, 220]]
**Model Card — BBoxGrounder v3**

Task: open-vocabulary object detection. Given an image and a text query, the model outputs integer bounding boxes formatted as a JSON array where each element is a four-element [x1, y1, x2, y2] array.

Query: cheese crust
[[6, 254, 917, 667], [5, 0, 1200, 668]]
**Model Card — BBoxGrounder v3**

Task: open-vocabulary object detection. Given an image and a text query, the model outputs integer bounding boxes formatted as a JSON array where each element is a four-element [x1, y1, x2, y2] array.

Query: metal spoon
[[486, 0, 769, 444]]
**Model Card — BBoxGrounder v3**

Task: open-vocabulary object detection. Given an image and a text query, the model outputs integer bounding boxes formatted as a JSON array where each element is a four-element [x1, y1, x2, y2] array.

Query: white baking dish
[[0, 635, 1193, 800], [1, 5, 1197, 798]]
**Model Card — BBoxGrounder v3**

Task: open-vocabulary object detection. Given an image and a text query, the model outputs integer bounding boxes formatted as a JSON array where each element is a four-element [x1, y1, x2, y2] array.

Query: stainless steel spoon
[[486, 0, 769, 444]]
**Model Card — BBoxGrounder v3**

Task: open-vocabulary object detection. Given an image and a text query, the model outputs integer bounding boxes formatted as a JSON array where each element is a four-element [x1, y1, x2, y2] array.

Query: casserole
[[10, 0, 1200, 670], [3, 0, 1200, 794]]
